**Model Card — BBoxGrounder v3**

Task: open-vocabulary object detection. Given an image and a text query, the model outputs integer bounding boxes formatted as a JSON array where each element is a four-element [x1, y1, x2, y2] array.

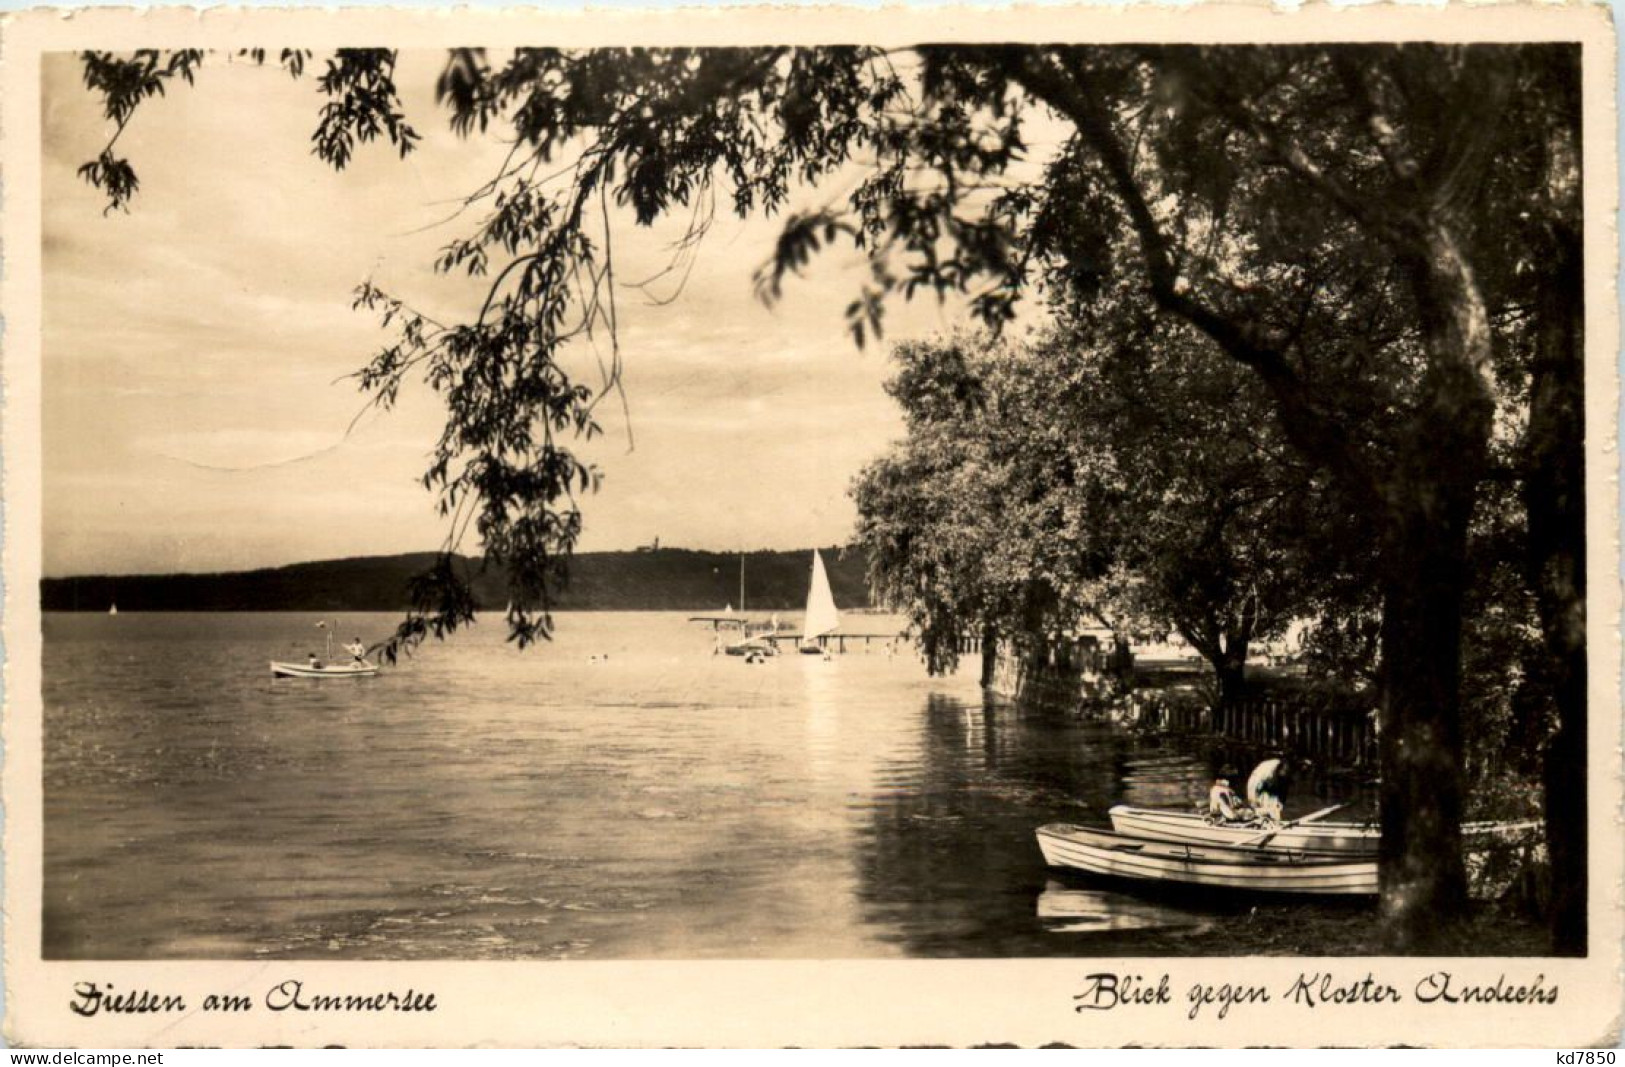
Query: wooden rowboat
[[1107, 805, 1543, 858], [1109, 804, 1378, 856], [1036, 823, 1378, 896], [269, 660, 379, 679]]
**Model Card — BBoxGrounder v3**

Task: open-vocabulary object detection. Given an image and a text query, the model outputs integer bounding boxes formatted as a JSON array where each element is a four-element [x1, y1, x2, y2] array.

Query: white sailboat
[[798, 550, 841, 655]]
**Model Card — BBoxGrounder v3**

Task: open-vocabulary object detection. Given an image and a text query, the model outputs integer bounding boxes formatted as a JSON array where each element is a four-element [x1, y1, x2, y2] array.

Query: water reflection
[[1118, 753, 1211, 810], [800, 653, 840, 779], [850, 693, 1186, 955], [1035, 880, 1213, 936]]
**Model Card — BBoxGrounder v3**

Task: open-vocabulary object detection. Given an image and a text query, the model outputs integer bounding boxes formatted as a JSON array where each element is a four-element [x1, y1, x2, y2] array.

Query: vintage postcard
[[2, 3, 1620, 1048]]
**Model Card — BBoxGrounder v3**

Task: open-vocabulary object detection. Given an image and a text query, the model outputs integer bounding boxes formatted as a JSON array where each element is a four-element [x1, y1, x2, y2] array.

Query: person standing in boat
[[345, 637, 367, 663], [1247, 756, 1291, 822]]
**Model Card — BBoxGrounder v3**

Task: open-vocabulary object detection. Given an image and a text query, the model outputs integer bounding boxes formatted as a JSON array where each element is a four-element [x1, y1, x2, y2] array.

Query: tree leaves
[[75, 49, 203, 210], [77, 49, 310, 210], [312, 50, 420, 170], [75, 151, 139, 215]]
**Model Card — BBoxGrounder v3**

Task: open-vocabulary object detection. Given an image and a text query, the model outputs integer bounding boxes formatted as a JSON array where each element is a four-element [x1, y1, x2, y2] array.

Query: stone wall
[[984, 638, 1120, 713]]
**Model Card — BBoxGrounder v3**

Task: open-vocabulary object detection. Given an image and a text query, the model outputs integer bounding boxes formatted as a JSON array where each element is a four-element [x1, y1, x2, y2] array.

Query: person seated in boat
[[307, 652, 324, 669], [345, 638, 367, 663], [1247, 757, 1291, 823], [1208, 777, 1247, 823]]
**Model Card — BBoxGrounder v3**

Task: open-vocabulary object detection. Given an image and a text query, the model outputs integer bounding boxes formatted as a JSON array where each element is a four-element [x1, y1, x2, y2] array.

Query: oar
[[1239, 802, 1351, 848]]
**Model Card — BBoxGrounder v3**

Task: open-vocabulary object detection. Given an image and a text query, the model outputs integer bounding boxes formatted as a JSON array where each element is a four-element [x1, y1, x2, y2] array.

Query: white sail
[[802, 550, 840, 640]]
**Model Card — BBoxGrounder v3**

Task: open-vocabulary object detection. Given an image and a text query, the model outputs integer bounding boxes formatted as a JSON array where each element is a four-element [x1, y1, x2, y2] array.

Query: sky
[[40, 50, 991, 577]]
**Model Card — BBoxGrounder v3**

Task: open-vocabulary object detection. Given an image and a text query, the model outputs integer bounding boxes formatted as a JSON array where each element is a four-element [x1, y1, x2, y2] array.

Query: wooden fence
[[1136, 695, 1377, 767]]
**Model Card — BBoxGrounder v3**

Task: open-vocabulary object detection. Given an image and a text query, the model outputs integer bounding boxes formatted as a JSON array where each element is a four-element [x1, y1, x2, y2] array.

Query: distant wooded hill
[[41, 548, 877, 613]]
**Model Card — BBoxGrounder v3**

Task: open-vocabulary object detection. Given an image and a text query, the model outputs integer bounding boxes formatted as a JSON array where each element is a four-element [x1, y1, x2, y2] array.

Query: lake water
[[43, 611, 1334, 960]]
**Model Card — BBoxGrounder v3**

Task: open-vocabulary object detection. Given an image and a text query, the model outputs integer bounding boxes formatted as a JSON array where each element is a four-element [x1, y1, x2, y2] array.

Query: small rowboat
[[1036, 823, 1377, 896], [270, 660, 379, 679], [1107, 805, 1543, 858], [1109, 804, 1378, 856]]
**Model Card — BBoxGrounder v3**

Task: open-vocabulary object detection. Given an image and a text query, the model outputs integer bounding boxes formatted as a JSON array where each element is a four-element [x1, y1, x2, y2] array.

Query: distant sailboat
[[108, 602, 118, 616], [726, 553, 769, 657], [798, 550, 841, 655], [690, 555, 777, 657]]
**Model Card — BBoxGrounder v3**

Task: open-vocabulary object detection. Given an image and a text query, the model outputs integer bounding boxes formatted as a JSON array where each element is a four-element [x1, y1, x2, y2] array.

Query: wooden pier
[[762, 631, 994, 654], [762, 632, 905, 653]]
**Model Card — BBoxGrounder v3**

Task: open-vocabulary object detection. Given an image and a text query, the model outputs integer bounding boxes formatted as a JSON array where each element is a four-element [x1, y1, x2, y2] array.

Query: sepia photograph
[[3, 4, 1620, 1048]]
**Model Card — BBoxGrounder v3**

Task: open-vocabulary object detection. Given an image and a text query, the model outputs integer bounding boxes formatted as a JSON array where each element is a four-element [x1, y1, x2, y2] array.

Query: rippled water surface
[[45, 611, 1278, 960]]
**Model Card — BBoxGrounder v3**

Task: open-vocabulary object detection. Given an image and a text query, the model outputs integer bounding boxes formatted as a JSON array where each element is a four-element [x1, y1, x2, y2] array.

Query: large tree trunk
[[1525, 224, 1586, 955], [1377, 510, 1472, 948], [1374, 225, 1497, 950]]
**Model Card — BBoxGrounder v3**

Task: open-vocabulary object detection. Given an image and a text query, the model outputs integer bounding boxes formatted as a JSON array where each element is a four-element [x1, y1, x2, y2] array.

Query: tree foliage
[[855, 313, 1338, 709]]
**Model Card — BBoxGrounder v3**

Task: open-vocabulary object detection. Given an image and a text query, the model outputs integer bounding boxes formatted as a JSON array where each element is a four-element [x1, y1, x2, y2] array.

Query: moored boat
[[724, 635, 778, 658], [1036, 823, 1377, 896], [692, 555, 781, 656], [1107, 804, 1542, 857], [1109, 804, 1378, 856]]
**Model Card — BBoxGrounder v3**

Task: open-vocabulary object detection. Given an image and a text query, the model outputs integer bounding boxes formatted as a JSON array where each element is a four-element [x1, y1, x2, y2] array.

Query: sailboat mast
[[739, 554, 746, 615]]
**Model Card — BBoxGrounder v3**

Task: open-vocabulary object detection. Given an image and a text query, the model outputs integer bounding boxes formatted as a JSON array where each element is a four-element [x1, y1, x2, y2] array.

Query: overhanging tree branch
[[998, 48, 1385, 512]]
